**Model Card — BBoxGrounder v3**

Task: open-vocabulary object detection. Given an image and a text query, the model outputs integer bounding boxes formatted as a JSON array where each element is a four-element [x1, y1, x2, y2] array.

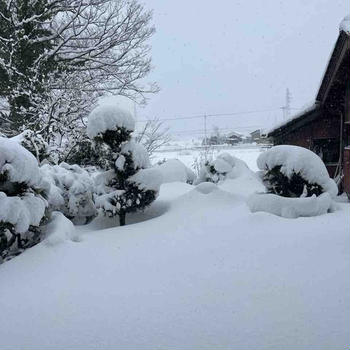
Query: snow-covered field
[[152, 144, 264, 172], [0, 146, 349, 349]]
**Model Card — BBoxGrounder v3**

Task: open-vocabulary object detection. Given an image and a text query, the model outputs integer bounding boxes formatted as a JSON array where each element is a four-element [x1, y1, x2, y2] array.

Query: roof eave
[[316, 31, 350, 104], [268, 105, 322, 138]]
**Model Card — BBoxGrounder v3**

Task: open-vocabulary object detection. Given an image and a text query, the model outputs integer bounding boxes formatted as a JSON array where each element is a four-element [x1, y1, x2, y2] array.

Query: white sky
[[137, 0, 348, 138]]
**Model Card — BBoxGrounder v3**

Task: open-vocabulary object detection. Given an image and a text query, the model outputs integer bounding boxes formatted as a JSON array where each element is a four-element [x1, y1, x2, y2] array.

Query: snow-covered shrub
[[41, 162, 97, 225], [88, 102, 162, 226], [195, 152, 250, 184], [11, 130, 49, 163], [156, 159, 195, 184], [192, 147, 215, 177], [257, 145, 338, 198], [44, 212, 80, 246], [0, 138, 49, 261]]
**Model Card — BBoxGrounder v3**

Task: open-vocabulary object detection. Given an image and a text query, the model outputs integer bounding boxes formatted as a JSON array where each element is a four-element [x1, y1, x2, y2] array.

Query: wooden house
[[268, 17, 350, 196]]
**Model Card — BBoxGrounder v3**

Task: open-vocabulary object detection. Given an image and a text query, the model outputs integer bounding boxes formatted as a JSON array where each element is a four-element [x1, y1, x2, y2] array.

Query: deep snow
[[0, 174, 349, 349]]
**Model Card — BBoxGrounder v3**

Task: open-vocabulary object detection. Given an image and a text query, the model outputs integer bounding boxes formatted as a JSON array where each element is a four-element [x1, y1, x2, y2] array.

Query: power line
[[135, 125, 262, 136], [136, 107, 282, 123]]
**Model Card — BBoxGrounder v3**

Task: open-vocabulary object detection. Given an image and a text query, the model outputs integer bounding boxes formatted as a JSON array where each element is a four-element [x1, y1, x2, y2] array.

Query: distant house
[[226, 131, 243, 145], [204, 135, 221, 145], [268, 16, 350, 196], [250, 129, 263, 143]]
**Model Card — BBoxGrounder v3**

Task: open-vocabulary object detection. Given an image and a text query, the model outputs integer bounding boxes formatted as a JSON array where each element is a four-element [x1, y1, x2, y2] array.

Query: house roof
[[268, 15, 350, 137], [226, 131, 243, 138], [268, 103, 322, 137]]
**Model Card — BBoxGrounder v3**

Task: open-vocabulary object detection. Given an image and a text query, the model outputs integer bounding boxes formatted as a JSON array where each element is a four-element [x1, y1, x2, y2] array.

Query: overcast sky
[[136, 0, 348, 138]]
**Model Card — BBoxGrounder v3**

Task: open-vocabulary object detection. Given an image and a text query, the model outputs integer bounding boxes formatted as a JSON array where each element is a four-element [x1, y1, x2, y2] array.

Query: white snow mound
[[257, 145, 338, 197], [156, 159, 195, 184], [44, 212, 80, 246], [129, 168, 163, 192], [247, 192, 335, 218], [0, 137, 42, 187], [195, 182, 218, 194], [195, 152, 253, 185], [213, 158, 232, 173], [87, 102, 135, 138]]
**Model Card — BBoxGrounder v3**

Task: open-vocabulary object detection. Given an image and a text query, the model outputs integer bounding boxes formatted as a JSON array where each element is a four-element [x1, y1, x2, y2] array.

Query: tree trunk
[[119, 212, 126, 226]]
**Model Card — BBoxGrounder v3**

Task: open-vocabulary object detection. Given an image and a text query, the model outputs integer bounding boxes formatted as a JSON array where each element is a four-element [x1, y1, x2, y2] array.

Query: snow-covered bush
[[88, 102, 162, 226], [257, 145, 338, 198], [192, 147, 215, 177], [195, 152, 251, 184], [0, 138, 49, 261], [11, 130, 49, 163], [156, 159, 195, 184], [41, 162, 97, 225]]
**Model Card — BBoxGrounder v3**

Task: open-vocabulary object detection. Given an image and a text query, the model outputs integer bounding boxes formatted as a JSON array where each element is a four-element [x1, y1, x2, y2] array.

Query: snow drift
[[247, 192, 335, 218], [156, 159, 195, 184]]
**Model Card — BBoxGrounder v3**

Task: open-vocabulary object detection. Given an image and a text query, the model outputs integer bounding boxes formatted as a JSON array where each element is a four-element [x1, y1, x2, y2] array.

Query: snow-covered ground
[[0, 145, 349, 349], [152, 144, 264, 172]]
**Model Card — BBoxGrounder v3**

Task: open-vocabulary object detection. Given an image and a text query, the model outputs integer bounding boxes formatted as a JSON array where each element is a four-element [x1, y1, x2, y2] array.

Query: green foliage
[[263, 165, 323, 198]]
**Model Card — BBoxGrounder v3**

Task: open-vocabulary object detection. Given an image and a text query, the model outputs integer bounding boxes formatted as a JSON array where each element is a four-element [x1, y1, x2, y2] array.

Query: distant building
[[204, 135, 221, 145], [268, 17, 350, 196], [250, 129, 263, 143], [226, 131, 243, 145]]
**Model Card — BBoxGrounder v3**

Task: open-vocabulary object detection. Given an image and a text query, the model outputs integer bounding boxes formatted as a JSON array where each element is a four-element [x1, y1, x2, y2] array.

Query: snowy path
[[0, 183, 349, 349]]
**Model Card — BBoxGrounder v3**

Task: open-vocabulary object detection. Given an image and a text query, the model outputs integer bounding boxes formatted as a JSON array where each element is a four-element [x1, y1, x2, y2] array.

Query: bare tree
[[0, 0, 158, 139], [135, 117, 171, 156]]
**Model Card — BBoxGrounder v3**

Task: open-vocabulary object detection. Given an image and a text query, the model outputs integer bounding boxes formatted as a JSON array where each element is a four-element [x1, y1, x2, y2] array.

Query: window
[[312, 138, 339, 164]]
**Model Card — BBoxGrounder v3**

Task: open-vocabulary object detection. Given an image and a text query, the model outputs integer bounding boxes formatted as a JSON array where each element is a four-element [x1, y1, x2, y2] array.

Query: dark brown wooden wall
[[274, 113, 340, 148], [273, 113, 340, 178]]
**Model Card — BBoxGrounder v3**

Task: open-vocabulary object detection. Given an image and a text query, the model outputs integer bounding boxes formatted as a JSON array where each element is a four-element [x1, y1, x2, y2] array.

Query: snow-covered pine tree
[[0, 137, 49, 261], [87, 102, 162, 226]]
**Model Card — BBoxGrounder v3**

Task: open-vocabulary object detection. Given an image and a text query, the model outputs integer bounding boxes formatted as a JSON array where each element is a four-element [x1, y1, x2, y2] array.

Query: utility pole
[[281, 88, 292, 120], [204, 114, 207, 146], [203, 114, 208, 161], [286, 88, 291, 119]]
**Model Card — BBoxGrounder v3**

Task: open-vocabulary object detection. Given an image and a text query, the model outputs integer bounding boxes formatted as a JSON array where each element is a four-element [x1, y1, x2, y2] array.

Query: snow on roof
[[266, 102, 318, 135], [87, 102, 135, 139], [226, 131, 243, 138], [339, 15, 350, 35]]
